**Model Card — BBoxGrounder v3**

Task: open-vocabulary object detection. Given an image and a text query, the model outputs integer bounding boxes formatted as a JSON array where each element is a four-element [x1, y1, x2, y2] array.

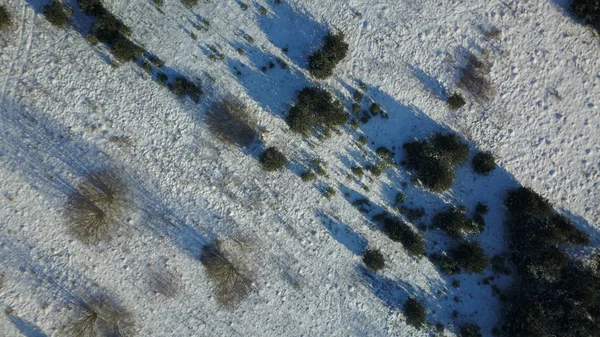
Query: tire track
[[1, 3, 28, 104]]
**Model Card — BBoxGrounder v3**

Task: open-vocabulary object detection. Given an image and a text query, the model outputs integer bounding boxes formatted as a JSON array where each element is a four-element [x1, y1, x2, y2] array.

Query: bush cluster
[[431, 241, 489, 275], [403, 133, 469, 191], [403, 297, 426, 329], [460, 324, 482, 337], [447, 92, 466, 110], [432, 206, 480, 239], [307, 32, 348, 79], [373, 213, 425, 256], [287, 87, 347, 136], [363, 249, 385, 271], [171, 77, 202, 102], [259, 147, 287, 172], [43, 0, 71, 28], [571, 0, 600, 33], [472, 151, 496, 175], [0, 5, 10, 31], [501, 187, 596, 337]]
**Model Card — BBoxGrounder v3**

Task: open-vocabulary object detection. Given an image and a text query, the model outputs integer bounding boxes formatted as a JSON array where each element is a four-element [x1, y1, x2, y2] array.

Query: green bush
[[404, 297, 426, 329], [300, 171, 316, 182], [171, 77, 202, 102], [374, 213, 425, 256], [460, 324, 482, 337], [505, 187, 553, 219], [259, 147, 287, 171], [571, 0, 600, 33], [363, 249, 385, 271], [472, 151, 496, 175], [403, 133, 468, 192], [370, 103, 381, 115], [112, 37, 142, 62], [432, 207, 480, 239], [307, 32, 348, 79], [181, 0, 199, 8], [93, 12, 131, 43], [287, 87, 347, 136], [433, 241, 489, 275], [43, 0, 71, 28], [447, 93, 466, 110], [77, 0, 105, 16], [0, 5, 11, 31], [475, 202, 488, 215], [351, 166, 364, 177]]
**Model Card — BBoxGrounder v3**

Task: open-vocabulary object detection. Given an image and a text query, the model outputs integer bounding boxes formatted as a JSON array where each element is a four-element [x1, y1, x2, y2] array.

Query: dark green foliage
[[472, 213, 485, 232], [571, 0, 600, 33], [351, 166, 363, 177], [43, 1, 71, 28], [0, 5, 11, 30], [403, 133, 468, 192], [432, 241, 489, 275], [475, 202, 488, 215], [460, 324, 482, 337], [432, 207, 480, 239], [307, 32, 348, 79], [505, 187, 553, 219], [300, 171, 316, 182], [353, 90, 364, 101], [181, 0, 199, 8], [404, 207, 425, 221], [363, 249, 385, 271], [171, 77, 202, 102], [395, 192, 407, 205], [349, 119, 360, 129], [93, 12, 130, 43], [404, 297, 426, 329], [154, 0, 164, 7], [370, 103, 381, 115], [259, 147, 287, 171], [77, 0, 104, 16], [205, 98, 257, 147], [112, 37, 142, 62], [147, 54, 164, 67], [357, 135, 367, 145], [447, 93, 466, 110], [352, 102, 361, 113], [287, 87, 347, 136], [472, 151, 496, 175], [374, 213, 425, 256], [375, 147, 392, 161], [501, 185, 596, 337], [368, 164, 383, 176], [323, 186, 336, 199]]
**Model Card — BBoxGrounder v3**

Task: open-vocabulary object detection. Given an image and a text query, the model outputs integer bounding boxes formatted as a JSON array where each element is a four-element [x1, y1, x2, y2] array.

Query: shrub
[[352, 103, 361, 113], [433, 241, 489, 275], [403, 133, 468, 192], [449, 241, 489, 274], [43, 0, 71, 28], [357, 135, 367, 145], [353, 90, 363, 101], [171, 77, 202, 102], [154, 0, 164, 7], [404, 297, 425, 329], [259, 147, 286, 171], [368, 164, 383, 176], [447, 92, 466, 110], [475, 202, 488, 215], [351, 166, 364, 177], [0, 5, 11, 31], [181, 0, 198, 8], [64, 170, 127, 244], [395, 192, 407, 205], [375, 146, 392, 161], [460, 324, 482, 337], [370, 103, 381, 115], [65, 294, 134, 337], [472, 151, 496, 175], [307, 32, 348, 79], [205, 97, 257, 147], [112, 37, 142, 62], [93, 12, 130, 43], [287, 87, 347, 136], [571, 0, 600, 33], [77, 0, 104, 16], [363, 249, 385, 271], [300, 171, 316, 182], [432, 207, 480, 239], [323, 186, 336, 199], [374, 213, 425, 256], [505, 187, 553, 219], [200, 243, 253, 307]]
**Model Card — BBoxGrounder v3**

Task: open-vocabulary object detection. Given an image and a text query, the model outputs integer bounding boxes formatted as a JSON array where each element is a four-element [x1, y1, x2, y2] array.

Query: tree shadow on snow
[[257, 1, 328, 68], [315, 210, 368, 255], [7, 315, 48, 337]]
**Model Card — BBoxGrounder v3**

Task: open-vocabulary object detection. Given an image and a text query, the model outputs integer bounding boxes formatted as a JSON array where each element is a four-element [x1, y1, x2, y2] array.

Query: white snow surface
[[0, 0, 598, 336]]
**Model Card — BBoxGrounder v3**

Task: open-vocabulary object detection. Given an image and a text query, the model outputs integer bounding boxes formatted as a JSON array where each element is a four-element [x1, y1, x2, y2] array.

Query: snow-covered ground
[[0, 0, 598, 336]]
